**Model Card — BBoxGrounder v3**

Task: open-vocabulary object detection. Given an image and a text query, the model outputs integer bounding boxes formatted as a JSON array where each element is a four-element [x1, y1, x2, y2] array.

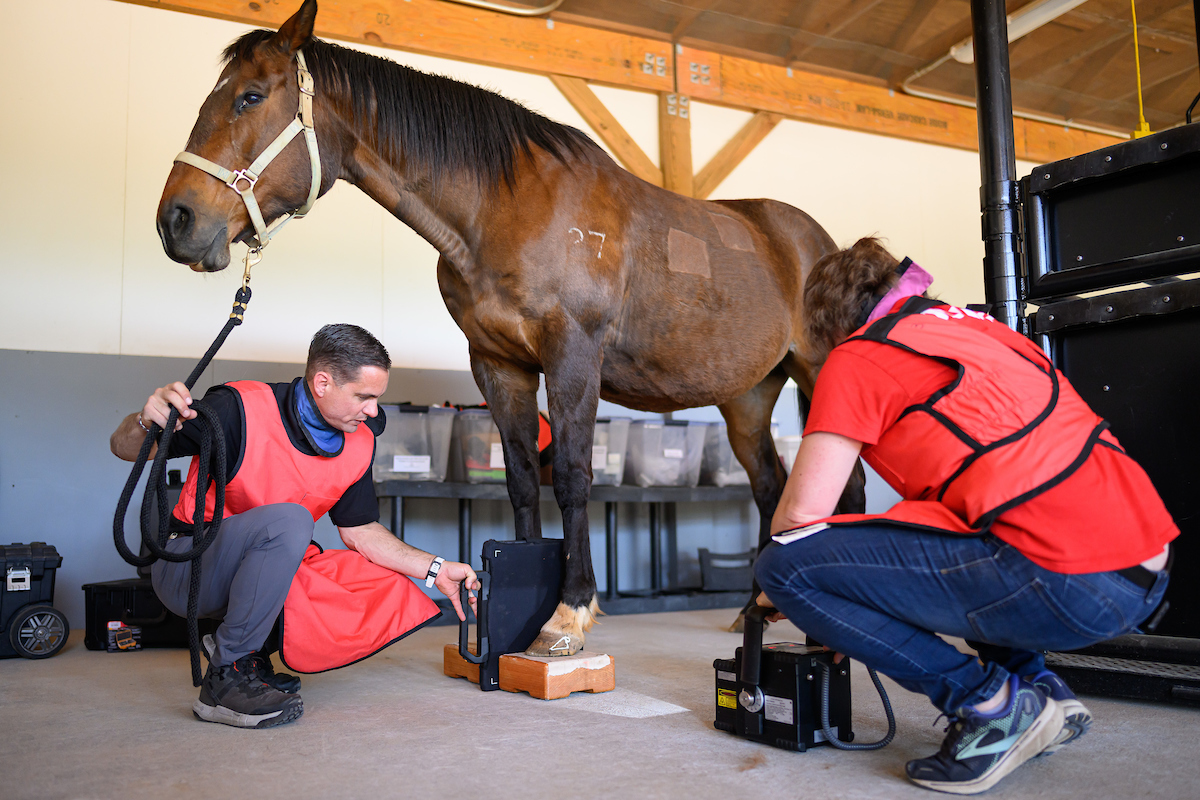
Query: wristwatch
[[425, 556, 445, 588]]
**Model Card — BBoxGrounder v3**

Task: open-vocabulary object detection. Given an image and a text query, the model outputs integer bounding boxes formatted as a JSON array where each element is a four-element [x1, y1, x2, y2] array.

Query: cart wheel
[[9, 604, 68, 659]]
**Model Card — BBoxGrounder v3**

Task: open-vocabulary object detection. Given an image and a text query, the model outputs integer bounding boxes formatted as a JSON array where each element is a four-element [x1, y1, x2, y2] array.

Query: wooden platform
[[498, 652, 615, 700], [443, 643, 479, 684]]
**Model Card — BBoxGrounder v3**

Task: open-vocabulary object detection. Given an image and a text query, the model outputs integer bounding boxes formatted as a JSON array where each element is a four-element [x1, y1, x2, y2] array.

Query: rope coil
[[113, 278, 253, 686]]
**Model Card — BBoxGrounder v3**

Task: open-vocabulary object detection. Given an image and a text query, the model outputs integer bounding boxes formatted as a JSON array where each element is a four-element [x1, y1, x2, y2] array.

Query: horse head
[[157, 0, 326, 271]]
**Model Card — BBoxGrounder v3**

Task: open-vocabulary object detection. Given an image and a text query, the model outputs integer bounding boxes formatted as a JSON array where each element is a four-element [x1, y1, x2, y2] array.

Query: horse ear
[[273, 0, 317, 55]]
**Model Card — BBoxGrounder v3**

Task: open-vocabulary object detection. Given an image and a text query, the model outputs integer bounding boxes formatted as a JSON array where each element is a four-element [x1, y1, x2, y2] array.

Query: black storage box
[[1, 542, 64, 659], [81, 578, 216, 651], [714, 642, 853, 751]]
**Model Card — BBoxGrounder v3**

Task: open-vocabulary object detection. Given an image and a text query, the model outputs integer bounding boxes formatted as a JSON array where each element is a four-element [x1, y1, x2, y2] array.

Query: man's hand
[[111, 381, 196, 461], [143, 381, 196, 432], [433, 560, 480, 622]]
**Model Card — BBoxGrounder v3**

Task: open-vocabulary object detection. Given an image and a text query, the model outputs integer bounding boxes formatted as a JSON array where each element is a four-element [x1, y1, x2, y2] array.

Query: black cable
[[113, 285, 250, 686], [1187, 90, 1200, 124], [817, 660, 897, 751]]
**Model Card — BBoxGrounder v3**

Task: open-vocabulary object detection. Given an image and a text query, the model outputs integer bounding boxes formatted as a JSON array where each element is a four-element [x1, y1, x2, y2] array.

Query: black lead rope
[[113, 282, 252, 687]]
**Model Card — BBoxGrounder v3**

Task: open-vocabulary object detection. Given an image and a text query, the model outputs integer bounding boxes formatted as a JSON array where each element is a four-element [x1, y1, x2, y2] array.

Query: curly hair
[[802, 237, 905, 364]]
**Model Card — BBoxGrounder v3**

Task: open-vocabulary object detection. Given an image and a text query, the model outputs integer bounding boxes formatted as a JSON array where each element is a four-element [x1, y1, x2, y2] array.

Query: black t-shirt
[[168, 378, 385, 530]]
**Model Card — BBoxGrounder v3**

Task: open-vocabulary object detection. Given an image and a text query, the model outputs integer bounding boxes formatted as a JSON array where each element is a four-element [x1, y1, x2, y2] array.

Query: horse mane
[[223, 31, 601, 188]]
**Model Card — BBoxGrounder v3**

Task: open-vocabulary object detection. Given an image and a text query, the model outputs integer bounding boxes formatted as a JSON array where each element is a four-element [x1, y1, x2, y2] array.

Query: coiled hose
[[816, 659, 897, 751]]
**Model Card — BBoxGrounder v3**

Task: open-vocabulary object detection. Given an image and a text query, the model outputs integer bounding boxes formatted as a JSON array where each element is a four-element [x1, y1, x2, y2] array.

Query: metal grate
[[1046, 652, 1200, 681]]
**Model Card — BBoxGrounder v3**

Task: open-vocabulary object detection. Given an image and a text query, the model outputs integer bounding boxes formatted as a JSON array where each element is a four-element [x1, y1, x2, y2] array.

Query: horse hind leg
[[716, 371, 790, 632]]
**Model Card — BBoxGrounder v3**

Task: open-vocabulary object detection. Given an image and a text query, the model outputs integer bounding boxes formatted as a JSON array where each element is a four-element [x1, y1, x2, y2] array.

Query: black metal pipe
[[605, 501, 619, 600], [970, 0, 1024, 331]]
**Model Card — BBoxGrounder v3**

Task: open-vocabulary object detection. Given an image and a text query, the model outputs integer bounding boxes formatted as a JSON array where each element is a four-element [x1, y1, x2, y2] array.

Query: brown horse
[[157, 0, 864, 656]]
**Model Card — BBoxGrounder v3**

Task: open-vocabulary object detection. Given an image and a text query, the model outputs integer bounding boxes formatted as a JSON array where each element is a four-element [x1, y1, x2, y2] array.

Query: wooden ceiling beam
[[867, 0, 942, 81], [693, 111, 782, 199], [116, 0, 1122, 166], [659, 92, 694, 196], [549, 75, 662, 185]]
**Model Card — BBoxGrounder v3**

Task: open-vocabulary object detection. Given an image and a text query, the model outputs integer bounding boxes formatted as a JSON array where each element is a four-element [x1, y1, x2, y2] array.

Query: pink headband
[[864, 258, 935, 326]]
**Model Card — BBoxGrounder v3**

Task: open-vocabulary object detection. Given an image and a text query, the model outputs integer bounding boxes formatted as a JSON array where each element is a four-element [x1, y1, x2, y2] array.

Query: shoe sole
[[1041, 698, 1092, 755], [192, 698, 304, 729], [909, 698, 1065, 796]]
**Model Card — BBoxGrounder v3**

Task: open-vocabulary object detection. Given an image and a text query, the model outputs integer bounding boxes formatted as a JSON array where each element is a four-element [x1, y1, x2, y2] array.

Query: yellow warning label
[[717, 688, 737, 709]]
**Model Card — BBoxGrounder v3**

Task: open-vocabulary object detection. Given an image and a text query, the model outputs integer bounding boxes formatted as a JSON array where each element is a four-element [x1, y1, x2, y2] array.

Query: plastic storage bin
[[701, 421, 780, 486], [774, 434, 802, 474], [624, 420, 707, 487], [451, 409, 507, 484], [373, 405, 456, 482], [591, 417, 631, 486]]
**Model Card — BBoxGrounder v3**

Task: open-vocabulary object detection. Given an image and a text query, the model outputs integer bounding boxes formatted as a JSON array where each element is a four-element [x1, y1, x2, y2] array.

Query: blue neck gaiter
[[296, 380, 343, 456]]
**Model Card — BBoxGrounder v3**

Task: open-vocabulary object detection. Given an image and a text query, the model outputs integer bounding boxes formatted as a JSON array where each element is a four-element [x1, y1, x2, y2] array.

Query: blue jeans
[[754, 525, 1168, 713]]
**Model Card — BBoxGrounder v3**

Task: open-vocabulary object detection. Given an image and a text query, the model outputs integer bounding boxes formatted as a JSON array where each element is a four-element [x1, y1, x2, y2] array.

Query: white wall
[[0, 0, 1035, 367]]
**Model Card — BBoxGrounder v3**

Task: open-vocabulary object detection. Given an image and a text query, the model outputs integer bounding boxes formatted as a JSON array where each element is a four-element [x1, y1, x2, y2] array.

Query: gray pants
[[152, 503, 313, 667]]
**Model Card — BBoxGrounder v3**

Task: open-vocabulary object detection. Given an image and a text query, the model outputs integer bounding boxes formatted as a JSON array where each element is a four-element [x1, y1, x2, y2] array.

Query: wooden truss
[[117, 0, 1124, 197]]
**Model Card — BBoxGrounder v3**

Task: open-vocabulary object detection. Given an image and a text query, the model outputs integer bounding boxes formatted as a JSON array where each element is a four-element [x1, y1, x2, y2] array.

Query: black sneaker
[[906, 674, 1063, 795], [1029, 669, 1091, 754], [193, 657, 303, 729], [202, 633, 301, 694]]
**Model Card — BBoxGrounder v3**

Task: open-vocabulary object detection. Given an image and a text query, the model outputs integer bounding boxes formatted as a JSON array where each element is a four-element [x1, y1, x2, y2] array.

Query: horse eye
[[238, 92, 264, 112]]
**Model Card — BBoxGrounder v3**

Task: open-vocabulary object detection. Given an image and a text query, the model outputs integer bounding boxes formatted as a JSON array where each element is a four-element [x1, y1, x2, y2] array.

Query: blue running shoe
[[1029, 669, 1091, 754], [906, 674, 1064, 795]]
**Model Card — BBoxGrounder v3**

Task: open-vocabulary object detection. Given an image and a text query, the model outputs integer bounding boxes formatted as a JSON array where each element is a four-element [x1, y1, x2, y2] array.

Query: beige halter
[[174, 51, 321, 251]]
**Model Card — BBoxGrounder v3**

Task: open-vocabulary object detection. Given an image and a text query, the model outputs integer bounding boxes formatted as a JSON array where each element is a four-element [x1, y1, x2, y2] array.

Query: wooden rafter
[[693, 111, 782, 199], [112, 0, 1123, 164], [548, 75, 662, 186], [658, 93, 694, 196]]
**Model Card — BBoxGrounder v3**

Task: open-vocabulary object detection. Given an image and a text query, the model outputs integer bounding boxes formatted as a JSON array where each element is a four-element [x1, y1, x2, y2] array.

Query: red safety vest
[[815, 297, 1110, 535], [172, 380, 441, 673]]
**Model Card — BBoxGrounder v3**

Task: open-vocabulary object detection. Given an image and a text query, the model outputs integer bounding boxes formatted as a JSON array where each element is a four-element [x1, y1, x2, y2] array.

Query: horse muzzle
[[156, 199, 232, 272]]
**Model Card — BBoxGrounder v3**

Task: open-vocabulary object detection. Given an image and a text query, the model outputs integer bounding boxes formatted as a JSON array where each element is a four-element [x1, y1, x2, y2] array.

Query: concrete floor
[[1, 608, 1195, 800]]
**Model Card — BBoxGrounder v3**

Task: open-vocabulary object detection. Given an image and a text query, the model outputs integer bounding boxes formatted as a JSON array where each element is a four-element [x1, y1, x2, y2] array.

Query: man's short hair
[[305, 324, 391, 385]]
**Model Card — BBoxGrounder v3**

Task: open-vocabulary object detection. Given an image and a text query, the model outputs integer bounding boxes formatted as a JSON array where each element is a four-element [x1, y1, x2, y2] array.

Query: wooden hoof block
[[498, 652, 615, 700], [443, 643, 479, 684]]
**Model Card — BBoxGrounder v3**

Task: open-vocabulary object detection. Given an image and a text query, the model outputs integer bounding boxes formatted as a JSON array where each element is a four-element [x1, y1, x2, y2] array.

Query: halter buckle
[[226, 169, 258, 196], [298, 67, 315, 97]]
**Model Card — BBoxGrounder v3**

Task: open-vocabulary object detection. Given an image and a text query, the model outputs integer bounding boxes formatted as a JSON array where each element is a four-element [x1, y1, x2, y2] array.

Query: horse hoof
[[523, 599, 600, 657], [525, 630, 583, 657]]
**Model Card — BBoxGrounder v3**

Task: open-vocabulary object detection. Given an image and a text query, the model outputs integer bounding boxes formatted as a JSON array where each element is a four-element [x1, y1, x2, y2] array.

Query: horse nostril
[[170, 204, 192, 237]]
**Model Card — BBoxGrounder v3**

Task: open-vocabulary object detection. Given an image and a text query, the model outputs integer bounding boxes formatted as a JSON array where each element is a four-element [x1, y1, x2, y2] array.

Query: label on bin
[[606, 453, 622, 473], [490, 442, 506, 469], [663, 448, 684, 459], [591, 445, 608, 470], [392, 455, 431, 473]]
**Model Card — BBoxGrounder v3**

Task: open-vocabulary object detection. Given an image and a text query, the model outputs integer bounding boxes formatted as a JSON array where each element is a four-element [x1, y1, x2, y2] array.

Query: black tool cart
[[1, 542, 68, 659]]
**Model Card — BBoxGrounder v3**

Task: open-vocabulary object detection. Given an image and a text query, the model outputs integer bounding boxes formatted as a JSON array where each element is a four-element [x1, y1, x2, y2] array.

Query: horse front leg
[[524, 334, 602, 657], [469, 350, 543, 542]]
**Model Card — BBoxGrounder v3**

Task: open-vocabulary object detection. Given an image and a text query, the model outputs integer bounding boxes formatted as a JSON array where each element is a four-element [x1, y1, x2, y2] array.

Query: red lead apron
[[810, 297, 1109, 535], [173, 381, 441, 672], [281, 544, 442, 674]]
